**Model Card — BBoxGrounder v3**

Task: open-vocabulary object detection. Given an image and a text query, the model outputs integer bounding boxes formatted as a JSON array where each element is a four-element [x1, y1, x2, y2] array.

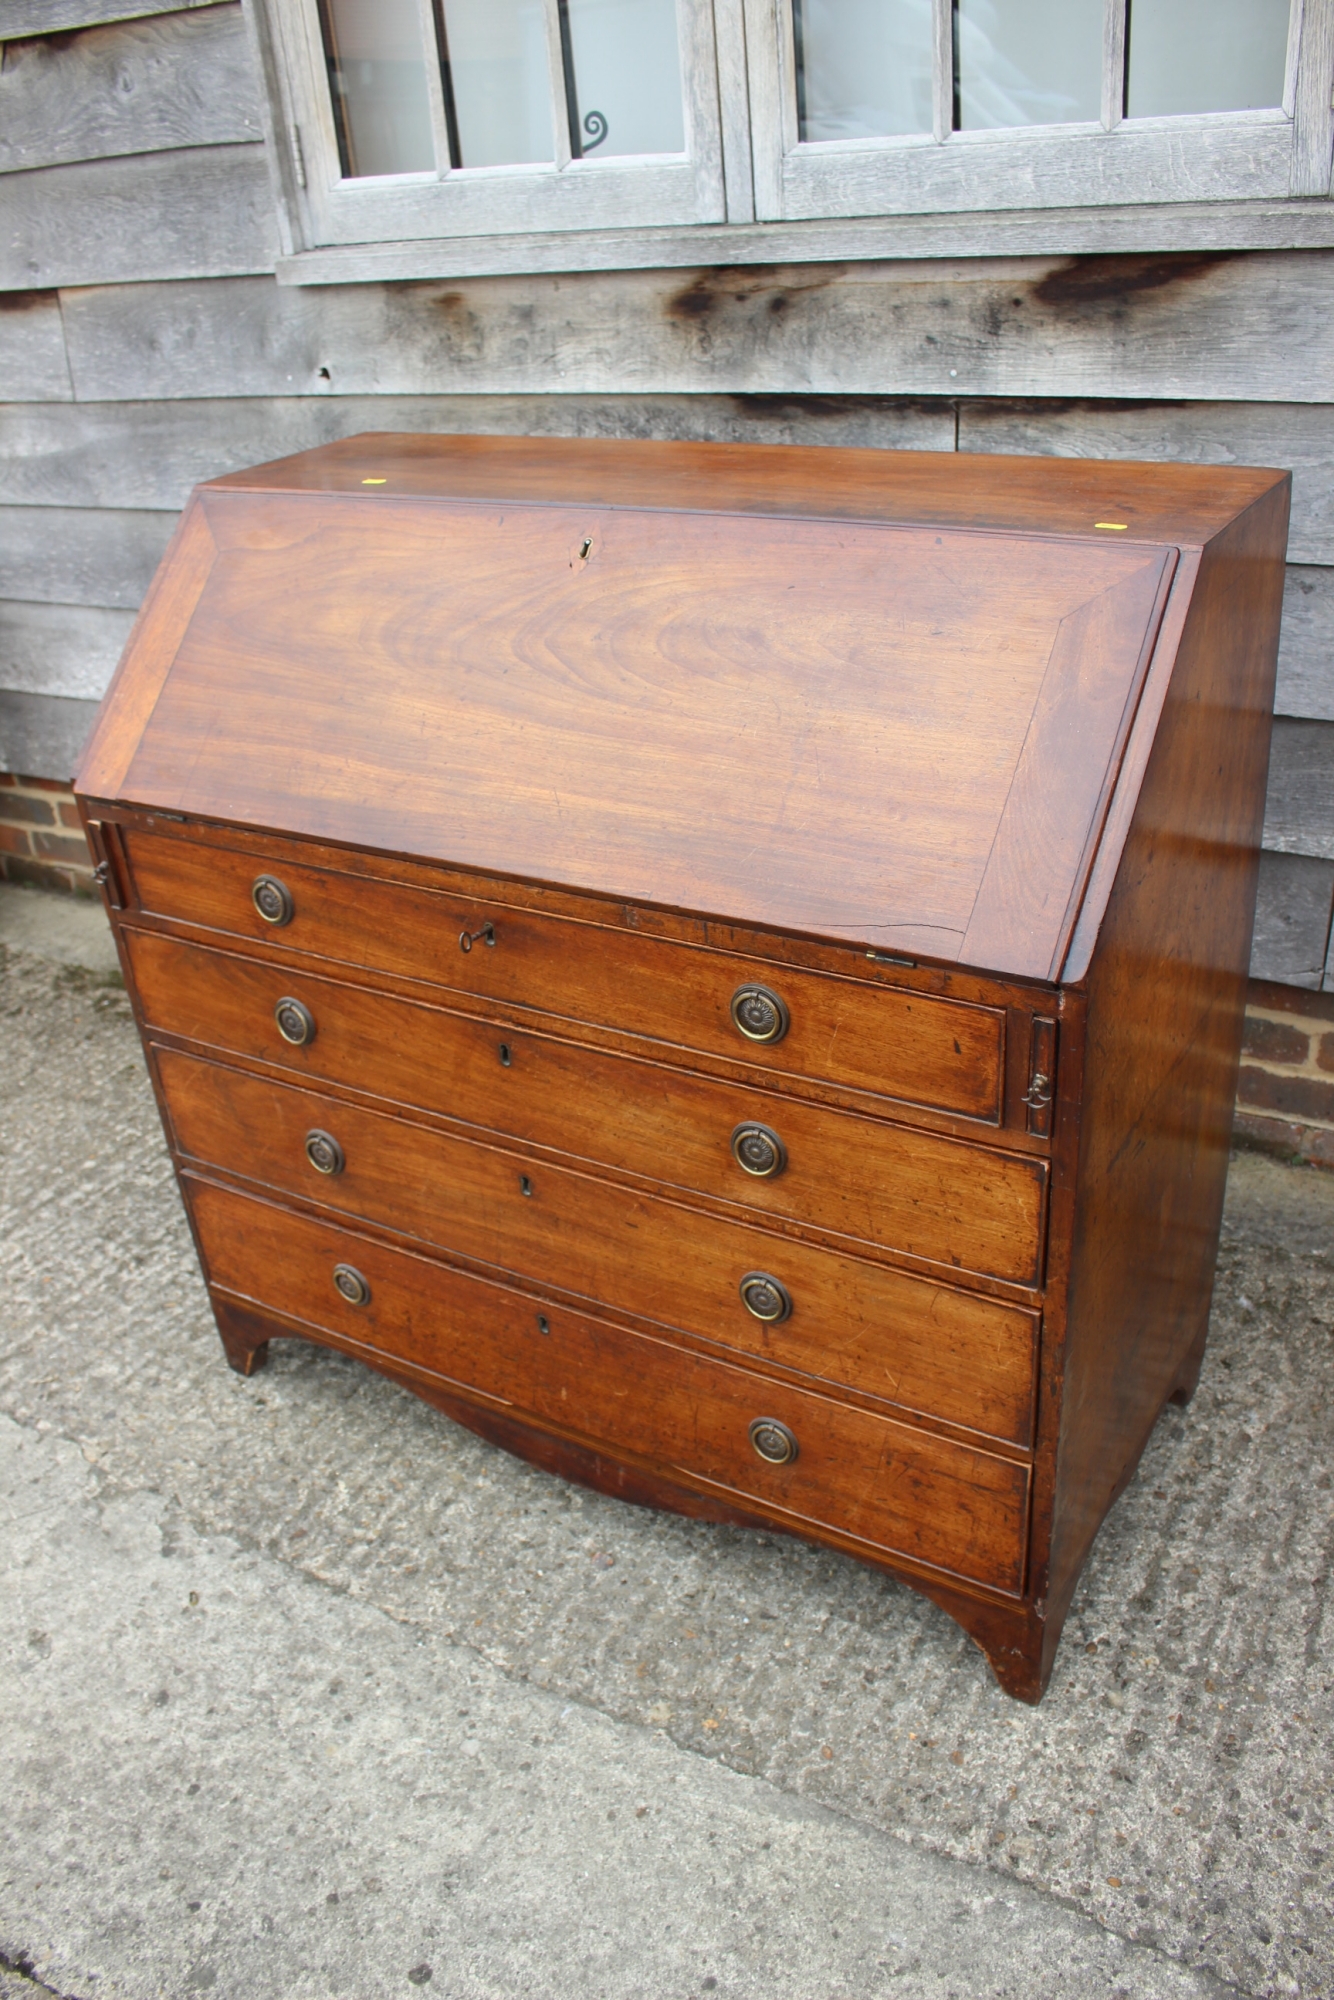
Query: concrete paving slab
[[0, 883, 119, 979], [0, 1414, 1230, 2000], [2, 886, 1332, 1998]]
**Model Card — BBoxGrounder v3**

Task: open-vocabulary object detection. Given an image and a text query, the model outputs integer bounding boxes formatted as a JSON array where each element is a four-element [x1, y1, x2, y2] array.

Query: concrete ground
[[1, 879, 1331, 2000]]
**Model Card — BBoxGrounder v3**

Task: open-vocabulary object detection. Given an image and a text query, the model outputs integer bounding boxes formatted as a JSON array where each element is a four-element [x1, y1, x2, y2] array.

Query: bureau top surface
[[80, 434, 1287, 982]]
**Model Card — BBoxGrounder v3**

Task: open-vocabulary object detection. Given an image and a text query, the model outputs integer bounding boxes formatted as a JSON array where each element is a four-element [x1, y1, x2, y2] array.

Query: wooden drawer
[[186, 1176, 1030, 1595], [127, 928, 1047, 1288], [156, 1047, 1039, 1447], [122, 829, 1005, 1123]]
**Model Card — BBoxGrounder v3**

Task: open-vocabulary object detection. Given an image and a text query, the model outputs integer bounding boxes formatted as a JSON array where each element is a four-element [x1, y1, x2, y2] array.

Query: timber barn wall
[[2, 0, 1333, 1157]]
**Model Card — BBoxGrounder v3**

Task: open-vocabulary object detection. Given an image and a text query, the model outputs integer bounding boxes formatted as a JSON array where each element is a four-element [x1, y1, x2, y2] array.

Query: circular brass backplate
[[252, 874, 294, 927], [332, 1263, 370, 1307], [748, 1417, 798, 1465], [304, 1128, 344, 1176], [729, 984, 790, 1046], [739, 1271, 792, 1323], [730, 1122, 787, 1179], [274, 996, 315, 1046]]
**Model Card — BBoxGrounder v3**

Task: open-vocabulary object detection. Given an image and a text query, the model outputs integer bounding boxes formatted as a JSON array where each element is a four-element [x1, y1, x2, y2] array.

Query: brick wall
[[1236, 981, 1334, 1170], [0, 775, 96, 896], [4, 775, 1332, 1169]]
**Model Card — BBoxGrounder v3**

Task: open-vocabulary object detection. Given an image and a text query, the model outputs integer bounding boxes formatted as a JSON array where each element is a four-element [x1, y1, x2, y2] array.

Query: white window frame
[[250, 0, 1334, 284], [254, 0, 729, 248], [745, 0, 1328, 219]]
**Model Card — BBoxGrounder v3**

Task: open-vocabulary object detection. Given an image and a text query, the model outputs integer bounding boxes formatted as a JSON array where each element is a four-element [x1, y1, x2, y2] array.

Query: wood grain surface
[[10, 394, 1320, 543], [122, 827, 1006, 1120], [186, 1175, 1032, 1595], [0, 600, 135, 700], [0, 507, 177, 610], [125, 927, 1048, 1288], [1039, 480, 1290, 1679], [156, 1044, 1040, 1445], [0, 292, 71, 404], [47, 253, 1334, 404], [0, 144, 272, 293], [74, 435, 1290, 1702], [0, 6, 260, 176], [75, 497, 216, 800], [209, 432, 1282, 546], [116, 476, 1177, 973]]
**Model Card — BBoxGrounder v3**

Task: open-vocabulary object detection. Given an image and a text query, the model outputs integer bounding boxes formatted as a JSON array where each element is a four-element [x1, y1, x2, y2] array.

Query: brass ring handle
[[730, 984, 789, 1045], [739, 1271, 792, 1324], [274, 997, 316, 1046], [332, 1263, 370, 1307], [749, 1417, 798, 1465], [252, 874, 294, 927], [731, 1122, 787, 1179], [304, 1129, 344, 1176]]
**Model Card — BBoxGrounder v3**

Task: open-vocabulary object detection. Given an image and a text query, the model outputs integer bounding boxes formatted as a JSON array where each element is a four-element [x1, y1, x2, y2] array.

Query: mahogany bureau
[[74, 434, 1289, 1702]]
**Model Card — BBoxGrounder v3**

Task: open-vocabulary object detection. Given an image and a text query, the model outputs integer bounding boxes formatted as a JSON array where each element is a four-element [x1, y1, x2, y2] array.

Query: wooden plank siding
[[1278, 568, 1334, 721], [0, 292, 71, 402], [0, 148, 274, 290], [42, 256, 1334, 404], [0, 507, 178, 607], [0, 601, 135, 700], [0, 2, 1331, 991], [5, 0, 224, 35], [0, 5, 260, 174]]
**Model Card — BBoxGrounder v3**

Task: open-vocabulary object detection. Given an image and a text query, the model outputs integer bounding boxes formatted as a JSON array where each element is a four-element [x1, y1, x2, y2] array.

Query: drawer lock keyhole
[[1022, 1069, 1051, 1111], [459, 923, 496, 954]]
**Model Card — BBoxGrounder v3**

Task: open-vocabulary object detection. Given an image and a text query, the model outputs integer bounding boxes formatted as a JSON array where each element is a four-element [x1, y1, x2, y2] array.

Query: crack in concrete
[[0, 1947, 91, 2000]]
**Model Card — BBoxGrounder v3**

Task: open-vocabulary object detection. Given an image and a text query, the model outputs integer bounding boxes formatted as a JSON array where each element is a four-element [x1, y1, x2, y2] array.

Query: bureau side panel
[[1044, 480, 1290, 1651]]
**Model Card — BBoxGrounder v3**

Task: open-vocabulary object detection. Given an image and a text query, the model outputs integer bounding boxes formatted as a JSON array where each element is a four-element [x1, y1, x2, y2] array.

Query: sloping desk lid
[[82, 458, 1182, 984]]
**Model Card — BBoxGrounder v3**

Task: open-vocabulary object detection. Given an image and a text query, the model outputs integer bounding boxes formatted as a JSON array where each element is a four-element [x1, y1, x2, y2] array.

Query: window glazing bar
[[1103, 0, 1128, 129], [932, 0, 953, 140], [418, 0, 462, 169], [542, 0, 575, 167]]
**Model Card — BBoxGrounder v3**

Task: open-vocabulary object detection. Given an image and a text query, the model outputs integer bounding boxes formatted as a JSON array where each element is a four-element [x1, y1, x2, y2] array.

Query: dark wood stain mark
[[0, 288, 59, 314], [666, 266, 840, 328], [425, 287, 485, 362], [727, 393, 951, 422], [1032, 253, 1239, 318]]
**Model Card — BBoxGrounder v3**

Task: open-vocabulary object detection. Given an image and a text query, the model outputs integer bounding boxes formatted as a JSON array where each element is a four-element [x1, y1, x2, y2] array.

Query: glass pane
[[438, 0, 554, 166], [565, 0, 685, 157], [1126, 0, 1289, 117], [792, 0, 934, 143], [957, 0, 1102, 130], [318, 0, 435, 177]]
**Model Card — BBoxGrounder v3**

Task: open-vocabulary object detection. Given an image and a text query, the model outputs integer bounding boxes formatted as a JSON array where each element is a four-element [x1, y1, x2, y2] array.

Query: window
[[253, 0, 1332, 275], [747, 0, 1314, 220], [261, 0, 726, 247]]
